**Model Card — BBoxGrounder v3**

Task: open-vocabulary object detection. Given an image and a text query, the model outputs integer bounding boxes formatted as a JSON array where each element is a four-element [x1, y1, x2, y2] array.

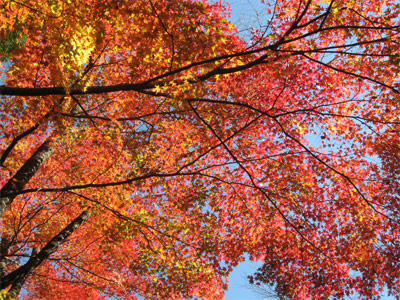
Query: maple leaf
[[0, 0, 400, 299]]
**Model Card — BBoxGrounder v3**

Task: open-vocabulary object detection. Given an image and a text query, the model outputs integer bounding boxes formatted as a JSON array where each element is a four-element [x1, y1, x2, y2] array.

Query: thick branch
[[0, 171, 203, 197], [0, 211, 90, 293], [0, 236, 9, 278], [0, 140, 54, 218], [0, 82, 153, 97], [0, 112, 50, 167]]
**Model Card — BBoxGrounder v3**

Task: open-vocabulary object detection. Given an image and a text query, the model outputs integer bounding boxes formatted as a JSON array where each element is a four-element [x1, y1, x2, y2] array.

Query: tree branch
[[0, 211, 90, 294], [0, 140, 54, 218]]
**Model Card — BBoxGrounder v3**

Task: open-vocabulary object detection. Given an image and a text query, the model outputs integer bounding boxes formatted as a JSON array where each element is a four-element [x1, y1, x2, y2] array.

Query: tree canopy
[[0, 0, 400, 298]]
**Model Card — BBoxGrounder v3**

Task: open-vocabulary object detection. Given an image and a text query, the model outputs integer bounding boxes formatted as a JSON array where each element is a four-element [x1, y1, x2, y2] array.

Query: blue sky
[[1, 1, 397, 299], [223, 1, 397, 299], [225, 258, 263, 299], [223, 1, 272, 299]]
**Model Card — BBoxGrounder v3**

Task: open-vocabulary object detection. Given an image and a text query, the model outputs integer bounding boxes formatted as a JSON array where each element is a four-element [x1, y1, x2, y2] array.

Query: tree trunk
[[0, 210, 91, 296], [0, 140, 54, 218]]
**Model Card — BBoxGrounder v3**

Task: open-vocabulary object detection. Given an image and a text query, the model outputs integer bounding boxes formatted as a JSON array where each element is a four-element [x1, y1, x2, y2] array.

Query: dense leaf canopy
[[0, 0, 400, 298]]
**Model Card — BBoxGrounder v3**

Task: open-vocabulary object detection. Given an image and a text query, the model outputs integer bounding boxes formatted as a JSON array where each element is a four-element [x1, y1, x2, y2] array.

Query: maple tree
[[0, 0, 400, 298]]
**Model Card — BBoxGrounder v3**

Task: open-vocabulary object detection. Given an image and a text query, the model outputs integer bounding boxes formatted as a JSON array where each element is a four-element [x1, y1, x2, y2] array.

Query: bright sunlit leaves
[[0, 0, 400, 299]]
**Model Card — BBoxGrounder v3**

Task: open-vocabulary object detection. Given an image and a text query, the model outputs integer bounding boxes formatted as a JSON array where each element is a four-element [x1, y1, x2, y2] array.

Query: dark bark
[[0, 211, 90, 293], [0, 140, 54, 218], [0, 236, 9, 278], [0, 82, 153, 97], [0, 112, 51, 167], [7, 279, 24, 299]]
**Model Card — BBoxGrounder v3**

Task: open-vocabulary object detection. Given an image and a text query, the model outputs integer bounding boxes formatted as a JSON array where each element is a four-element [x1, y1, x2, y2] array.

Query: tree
[[0, 0, 399, 298]]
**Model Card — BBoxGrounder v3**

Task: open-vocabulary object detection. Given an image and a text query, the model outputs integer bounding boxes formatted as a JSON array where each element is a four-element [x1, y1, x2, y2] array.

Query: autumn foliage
[[0, 0, 400, 298]]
